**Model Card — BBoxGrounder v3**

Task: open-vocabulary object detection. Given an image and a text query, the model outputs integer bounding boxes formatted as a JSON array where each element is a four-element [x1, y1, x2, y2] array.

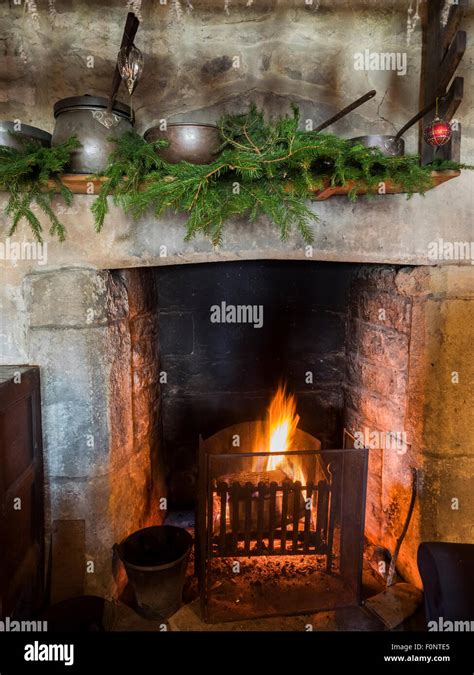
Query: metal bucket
[[115, 525, 193, 620], [51, 95, 133, 173], [0, 121, 51, 150]]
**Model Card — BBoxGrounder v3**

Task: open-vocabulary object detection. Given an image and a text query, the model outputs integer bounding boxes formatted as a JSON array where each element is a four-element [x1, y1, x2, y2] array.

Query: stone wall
[[117, 268, 166, 524], [22, 267, 164, 597], [399, 266, 474, 585], [344, 265, 474, 587], [344, 266, 412, 548], [0, 0, 473, 158]]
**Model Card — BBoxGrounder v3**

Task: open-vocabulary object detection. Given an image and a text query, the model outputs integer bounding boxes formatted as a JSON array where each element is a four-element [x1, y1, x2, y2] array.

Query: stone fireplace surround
[[0, 188, 473, 601]]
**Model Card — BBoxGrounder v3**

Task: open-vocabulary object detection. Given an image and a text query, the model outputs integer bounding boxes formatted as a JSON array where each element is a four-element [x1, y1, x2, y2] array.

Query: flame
[[252, 384, 305, 484], [265, 384, 300, 471]]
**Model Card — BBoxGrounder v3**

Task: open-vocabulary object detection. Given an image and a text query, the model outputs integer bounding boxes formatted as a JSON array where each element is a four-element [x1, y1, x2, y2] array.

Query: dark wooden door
[[0, 366, 44, 618]]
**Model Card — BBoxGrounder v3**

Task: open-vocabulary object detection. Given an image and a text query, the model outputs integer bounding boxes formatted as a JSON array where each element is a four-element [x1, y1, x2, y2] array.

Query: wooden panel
[[0, 367, 44, 619], [420, 0, 467, 164], [1, 396, 34, 489], [3, 478, 35, 580], [437, 31, 466, 95], [436, 125, 462, 163], [442, 0, 469, 53], [439, 77, 464, 123], [421, 0, 445, 165]]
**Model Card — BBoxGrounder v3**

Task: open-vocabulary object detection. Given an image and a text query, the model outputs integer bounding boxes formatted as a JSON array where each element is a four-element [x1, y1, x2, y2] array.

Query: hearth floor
[[116, 559, 424, 632], [116, 522, 404, 631], [113, 513, 424, 631]]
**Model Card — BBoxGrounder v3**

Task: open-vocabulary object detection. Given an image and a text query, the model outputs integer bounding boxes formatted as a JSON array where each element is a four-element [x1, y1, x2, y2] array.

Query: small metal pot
[[51, 95, 133, 174], [0, 121, 51, 150], [144, 123, 222, 165], [350, 97, 445, 159], [350, 134, 405, 157]]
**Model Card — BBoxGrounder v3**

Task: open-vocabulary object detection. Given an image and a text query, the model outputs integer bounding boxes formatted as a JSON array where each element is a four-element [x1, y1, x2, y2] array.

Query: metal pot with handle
[[51, 13, 141, 174], [350, 95, 446, 157], [51, 95, 133, 174]]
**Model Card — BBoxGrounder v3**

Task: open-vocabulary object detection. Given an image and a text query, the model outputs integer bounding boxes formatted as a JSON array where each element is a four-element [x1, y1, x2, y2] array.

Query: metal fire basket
[[196, 429, 368, 623]]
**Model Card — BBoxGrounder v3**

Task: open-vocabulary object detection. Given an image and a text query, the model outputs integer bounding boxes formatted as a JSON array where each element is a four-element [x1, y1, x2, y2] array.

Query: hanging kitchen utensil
[[117, 42, 144, 123], [118, 43, 144, 96], [313, 90, 377, 133], [350, 93, 448, 157], [96, 12, 140, 129]]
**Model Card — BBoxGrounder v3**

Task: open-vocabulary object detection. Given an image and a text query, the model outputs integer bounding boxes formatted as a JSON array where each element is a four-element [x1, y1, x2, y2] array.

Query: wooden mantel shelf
[[46, 170, 461, 199], [308, 170, 460, 201]]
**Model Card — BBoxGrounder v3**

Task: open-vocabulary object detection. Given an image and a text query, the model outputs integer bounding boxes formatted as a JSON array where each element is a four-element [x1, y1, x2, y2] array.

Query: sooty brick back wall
[[155, 261, 354, 508]]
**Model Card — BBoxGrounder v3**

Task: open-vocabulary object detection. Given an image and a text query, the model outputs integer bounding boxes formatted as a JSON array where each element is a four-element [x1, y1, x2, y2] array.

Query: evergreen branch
[[0, 136, 80, 242], [0, 107, 468, 247]]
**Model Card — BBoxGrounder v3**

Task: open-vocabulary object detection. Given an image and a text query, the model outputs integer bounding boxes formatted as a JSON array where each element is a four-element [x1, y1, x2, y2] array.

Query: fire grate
[[196, 427, 368, 623], [211, 460, 336, 563]]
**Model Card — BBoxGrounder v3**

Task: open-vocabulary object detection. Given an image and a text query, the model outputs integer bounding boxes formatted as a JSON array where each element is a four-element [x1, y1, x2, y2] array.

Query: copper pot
[[144, 123, 222, 165]]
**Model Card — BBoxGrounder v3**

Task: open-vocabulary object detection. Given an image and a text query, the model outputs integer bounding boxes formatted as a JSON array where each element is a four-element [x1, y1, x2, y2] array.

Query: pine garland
[[0, 136, 80, 242], [0, 107, 470, 244], [94, 105, 469, 245]]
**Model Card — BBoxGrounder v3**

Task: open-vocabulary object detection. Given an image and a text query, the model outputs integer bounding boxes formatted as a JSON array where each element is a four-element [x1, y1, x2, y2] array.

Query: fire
[[265, 384, 299, 471], [253, 384, 305, 484]]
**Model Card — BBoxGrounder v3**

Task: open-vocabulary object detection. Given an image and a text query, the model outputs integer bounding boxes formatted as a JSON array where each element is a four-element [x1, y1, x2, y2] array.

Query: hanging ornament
[[117, 44, 144, 95], [424, 98, 453, 147]]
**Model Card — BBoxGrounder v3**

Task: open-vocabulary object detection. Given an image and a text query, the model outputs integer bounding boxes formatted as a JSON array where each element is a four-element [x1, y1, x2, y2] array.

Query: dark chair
[[417, 542, 474, 622]]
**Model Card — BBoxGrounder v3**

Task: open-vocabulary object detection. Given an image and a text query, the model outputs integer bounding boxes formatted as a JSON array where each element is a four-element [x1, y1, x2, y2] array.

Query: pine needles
[[93, 106, 467, 246], [0, 107, 468, 245], [0, 136, 80, 242]]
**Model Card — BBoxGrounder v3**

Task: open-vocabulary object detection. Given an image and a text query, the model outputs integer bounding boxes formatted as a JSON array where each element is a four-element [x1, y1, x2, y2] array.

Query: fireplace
[[2, 255, 474, 628]]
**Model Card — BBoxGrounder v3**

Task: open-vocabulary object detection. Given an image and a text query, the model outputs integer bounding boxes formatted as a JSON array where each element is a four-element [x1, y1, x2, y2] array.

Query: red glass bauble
[[424, 116, 453, 147]]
